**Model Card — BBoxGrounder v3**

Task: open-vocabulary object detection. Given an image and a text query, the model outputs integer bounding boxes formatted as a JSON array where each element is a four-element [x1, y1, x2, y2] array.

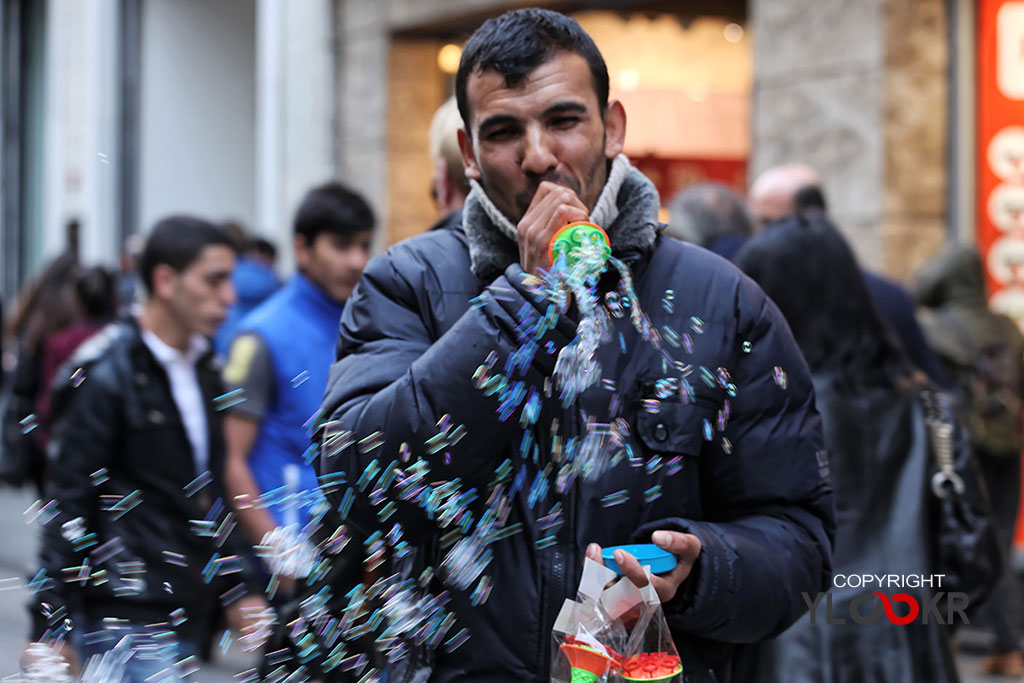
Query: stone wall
[[387, 38, 447, 244], [335, 0, 515, 248], [880, 0, 949, 280], [751, 0, 950, 281]]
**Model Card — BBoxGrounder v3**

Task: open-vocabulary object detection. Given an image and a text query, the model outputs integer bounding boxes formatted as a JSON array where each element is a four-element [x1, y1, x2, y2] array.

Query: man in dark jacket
[[318, 9, 834, 682], [23, 217, 266, 681]]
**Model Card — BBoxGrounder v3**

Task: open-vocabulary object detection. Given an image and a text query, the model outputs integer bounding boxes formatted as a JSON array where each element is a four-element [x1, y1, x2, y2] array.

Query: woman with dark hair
[[1, 253, 80, 491], [36, 265, 119, 447], [735, 213, 959, 682]]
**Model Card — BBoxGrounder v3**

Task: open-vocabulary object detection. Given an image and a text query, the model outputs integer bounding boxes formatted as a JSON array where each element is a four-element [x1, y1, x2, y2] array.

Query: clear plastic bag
[[551, 558, 683, 682]]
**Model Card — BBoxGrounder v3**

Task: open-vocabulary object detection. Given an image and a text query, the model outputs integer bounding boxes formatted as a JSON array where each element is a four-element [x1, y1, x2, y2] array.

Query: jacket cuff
[[631, 517, 732, 629]]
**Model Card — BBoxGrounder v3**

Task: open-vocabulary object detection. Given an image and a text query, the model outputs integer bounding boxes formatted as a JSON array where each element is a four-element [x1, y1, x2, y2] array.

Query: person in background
[[913, 244, 1024, 678], [35, 266, 119, 449], [664, 181, 753, 260], [213, 225, 281, 356], [736, 212, 960, 683], [748, 163, 822, 232], [428, 96, 471, 231], [748, 162, 949, 388], [246, 237, 278, 270], [221, 182, 375, 580], [23, 217, 266, 681], [2, 252, 80, 492]]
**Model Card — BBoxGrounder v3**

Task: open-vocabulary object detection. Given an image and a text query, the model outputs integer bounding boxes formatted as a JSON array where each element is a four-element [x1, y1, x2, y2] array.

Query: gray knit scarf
[[461, 154, 661, 281]]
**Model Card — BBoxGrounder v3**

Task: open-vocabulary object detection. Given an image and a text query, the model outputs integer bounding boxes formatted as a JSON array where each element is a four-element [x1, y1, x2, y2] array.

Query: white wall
[[257, 0, 336, 276], [138, 0, 257, 235], [43, 0, 121, 266]]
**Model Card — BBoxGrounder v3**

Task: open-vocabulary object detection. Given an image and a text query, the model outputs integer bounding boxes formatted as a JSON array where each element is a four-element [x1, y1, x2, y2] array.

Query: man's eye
[[486, 128, 516, 141], [551, 116, 580, 128]]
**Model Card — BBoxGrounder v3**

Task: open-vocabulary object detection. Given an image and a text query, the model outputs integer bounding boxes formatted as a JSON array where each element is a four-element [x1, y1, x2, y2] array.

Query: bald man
[[749, 163, 822, 230], [746, 163, 950, 387]]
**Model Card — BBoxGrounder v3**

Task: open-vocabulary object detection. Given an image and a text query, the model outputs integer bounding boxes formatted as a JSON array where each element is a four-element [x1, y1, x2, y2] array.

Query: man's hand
[[586, 530, 702, 604], [517, 181, 589, 275]]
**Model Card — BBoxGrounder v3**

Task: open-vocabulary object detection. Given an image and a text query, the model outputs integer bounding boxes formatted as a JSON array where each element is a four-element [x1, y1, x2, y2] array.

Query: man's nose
[[521, 127, 557, 176], [223, 281, 237, 307]]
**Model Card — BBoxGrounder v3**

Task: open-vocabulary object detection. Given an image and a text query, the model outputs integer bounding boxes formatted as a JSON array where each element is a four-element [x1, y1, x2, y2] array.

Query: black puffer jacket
[[30, 318, 257, 641], [319, 170, 834, 682]]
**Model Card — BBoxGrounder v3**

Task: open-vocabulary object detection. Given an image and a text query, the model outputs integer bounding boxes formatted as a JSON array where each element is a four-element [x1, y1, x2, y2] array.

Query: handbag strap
[[920, 389, 966, 499]]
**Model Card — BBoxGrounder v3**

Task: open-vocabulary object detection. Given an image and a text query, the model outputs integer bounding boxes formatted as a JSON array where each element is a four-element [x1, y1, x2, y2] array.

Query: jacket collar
[[460, 156, 661, 281], [291, 271, 346, 318]]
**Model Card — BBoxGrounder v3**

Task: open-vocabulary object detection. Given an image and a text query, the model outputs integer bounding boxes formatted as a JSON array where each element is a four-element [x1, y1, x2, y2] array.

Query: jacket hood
[[912, 244, 988, 308], [461, 159, 661, 281], [233, 257, 281, 304]]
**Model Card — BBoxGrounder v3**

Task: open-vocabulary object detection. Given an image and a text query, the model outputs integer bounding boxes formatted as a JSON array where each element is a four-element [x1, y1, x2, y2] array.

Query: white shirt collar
[[141, 328, 210, 366]]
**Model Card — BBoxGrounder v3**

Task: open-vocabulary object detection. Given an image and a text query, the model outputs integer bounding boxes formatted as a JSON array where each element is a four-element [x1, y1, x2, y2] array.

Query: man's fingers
[[614, 549, 650, 588], [586, 542, 603, 564], [652, 530, 702, 561]]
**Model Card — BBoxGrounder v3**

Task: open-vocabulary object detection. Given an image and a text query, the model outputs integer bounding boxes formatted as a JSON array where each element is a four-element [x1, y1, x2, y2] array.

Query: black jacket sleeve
[[318, 252, 575, 539], [29, 371, 121, 641]]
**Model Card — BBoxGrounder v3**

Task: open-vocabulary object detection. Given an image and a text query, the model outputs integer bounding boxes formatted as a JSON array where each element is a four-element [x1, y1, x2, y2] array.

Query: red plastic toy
[[619, 652, 683, 681]]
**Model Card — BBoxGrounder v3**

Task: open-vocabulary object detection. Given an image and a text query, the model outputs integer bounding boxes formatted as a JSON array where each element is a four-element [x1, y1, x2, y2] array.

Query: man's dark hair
[[247, 237, 278, 262], [139, 216, 235, 295], [794, 184, 828, 215], [455, 8, 609, 136], [75, 266, 117, 321], [294, 181, 376, 245]]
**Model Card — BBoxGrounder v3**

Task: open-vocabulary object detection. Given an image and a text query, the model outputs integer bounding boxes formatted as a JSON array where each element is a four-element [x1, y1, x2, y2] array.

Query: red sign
[[978, 0, 1024, 316], [630, 156, 747, 205], [978, 0, 1024, 547]]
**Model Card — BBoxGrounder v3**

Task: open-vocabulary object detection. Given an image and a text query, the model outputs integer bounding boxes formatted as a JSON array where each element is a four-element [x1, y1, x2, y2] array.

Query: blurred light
[[437, 44, 462, 74], [616, 68, 640, 91], [658, 207, 670, 224], [723, 23, 744, 43], [688, 86, 709, 103]]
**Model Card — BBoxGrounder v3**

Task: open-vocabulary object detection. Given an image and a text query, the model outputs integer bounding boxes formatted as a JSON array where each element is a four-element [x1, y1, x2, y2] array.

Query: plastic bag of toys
[[551, 557, 683, 683]]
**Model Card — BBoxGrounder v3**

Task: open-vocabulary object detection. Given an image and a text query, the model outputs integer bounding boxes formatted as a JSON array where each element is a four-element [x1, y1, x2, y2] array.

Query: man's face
[[296, 231, 372, 303], [458, 51, 624, 223], [168, 245, 236, 338], [750, 190, 793, 231]]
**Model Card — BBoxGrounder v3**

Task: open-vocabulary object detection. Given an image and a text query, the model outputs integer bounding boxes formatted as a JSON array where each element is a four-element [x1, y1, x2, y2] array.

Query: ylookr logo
[[800, 574, 971, 626]]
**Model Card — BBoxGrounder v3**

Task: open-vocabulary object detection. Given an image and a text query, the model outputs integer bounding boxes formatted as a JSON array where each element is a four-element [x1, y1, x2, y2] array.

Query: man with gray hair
[[428, 96, 470, 229], [665, 181, 753, 259]]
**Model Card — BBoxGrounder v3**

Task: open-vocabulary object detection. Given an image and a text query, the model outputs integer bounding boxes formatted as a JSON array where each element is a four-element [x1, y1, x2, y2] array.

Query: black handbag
[[920, 389, 1003, 608]]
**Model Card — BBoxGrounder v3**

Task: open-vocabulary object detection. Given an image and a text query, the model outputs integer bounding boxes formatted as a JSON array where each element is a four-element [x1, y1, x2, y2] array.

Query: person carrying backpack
[[914, 244, 1024, 678]]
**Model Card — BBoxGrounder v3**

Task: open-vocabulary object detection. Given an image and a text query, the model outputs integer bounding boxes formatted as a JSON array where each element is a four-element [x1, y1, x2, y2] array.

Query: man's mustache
[[525, 171, 581, 196], [515, 172, 583, 213]]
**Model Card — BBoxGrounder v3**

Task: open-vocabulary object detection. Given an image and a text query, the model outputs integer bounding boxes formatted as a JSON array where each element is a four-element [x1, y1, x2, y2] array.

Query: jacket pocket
[[635, 396, 719, 456]]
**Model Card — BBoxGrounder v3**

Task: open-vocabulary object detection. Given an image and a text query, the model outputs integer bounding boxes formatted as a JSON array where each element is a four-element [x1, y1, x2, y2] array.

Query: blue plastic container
[[602, 544, 677, 576]]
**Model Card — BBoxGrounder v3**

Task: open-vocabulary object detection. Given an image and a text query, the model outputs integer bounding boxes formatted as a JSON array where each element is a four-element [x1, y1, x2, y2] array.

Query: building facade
[[1, 0, 1009, 303]]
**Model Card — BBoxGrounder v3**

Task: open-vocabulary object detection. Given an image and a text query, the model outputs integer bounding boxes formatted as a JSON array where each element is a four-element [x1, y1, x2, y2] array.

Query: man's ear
[[293, 234, 311, 270], [150, 263, 178, 300], [458, 128, 480, 181], [603, 100, 626, 159]]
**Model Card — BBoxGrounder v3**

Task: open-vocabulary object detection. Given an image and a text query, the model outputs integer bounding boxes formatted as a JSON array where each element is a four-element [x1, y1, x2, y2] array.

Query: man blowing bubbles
[[318, 8, 834, 681]]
